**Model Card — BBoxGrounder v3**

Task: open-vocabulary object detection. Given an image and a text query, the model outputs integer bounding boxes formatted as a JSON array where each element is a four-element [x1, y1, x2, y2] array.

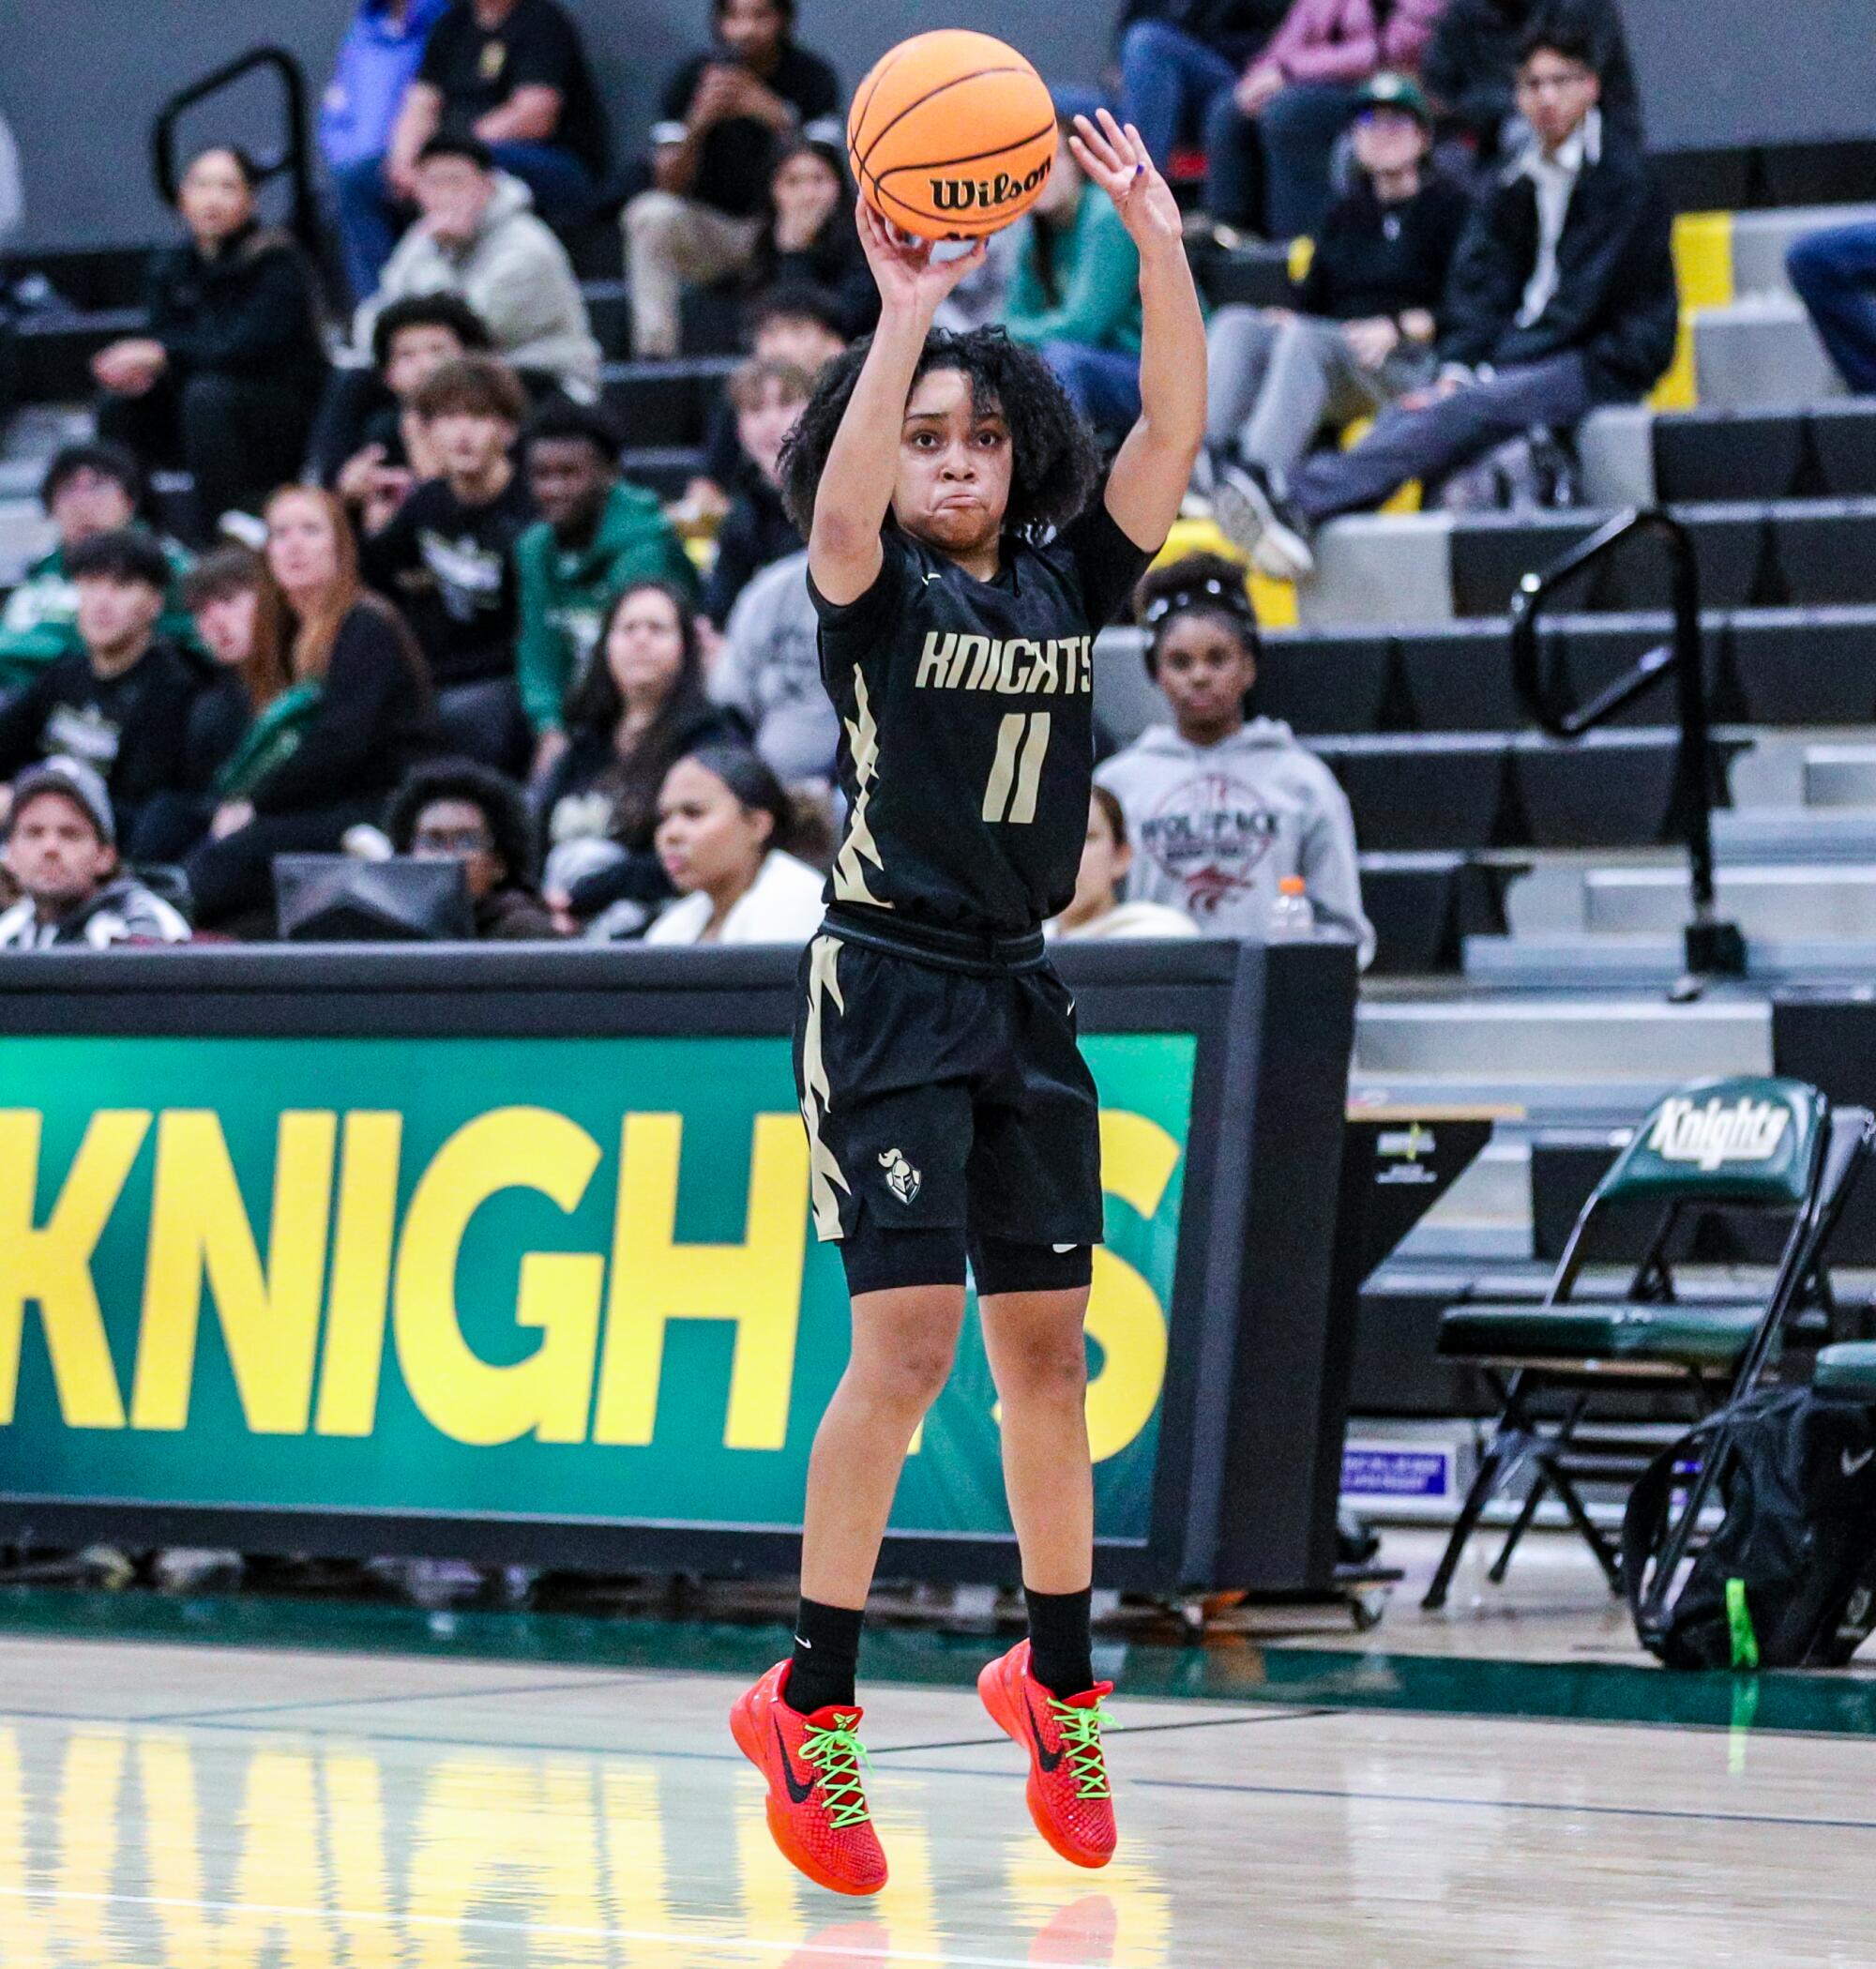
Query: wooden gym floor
[[1, 1537, 1873, 1968]]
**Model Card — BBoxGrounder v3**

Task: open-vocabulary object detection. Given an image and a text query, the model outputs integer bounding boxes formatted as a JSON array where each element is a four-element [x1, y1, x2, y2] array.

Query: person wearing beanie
[[0, 757, 190, 947]]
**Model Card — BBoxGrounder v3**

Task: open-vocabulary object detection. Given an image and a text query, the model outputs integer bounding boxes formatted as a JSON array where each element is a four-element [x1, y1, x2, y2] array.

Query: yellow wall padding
[[1149, 516, 1298, 629], [1652, 210, 1735, 411]]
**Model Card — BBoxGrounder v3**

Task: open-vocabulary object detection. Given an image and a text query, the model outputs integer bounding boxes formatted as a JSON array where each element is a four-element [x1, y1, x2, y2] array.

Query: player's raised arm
[[1068, 110, 1205, 553], [807, 203, 986, 605]]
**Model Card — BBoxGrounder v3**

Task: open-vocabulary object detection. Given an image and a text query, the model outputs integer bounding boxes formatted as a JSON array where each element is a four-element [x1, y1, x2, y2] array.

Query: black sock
[[1024, 1584, 1095, 1699], [786, 1597, 864, 1715]]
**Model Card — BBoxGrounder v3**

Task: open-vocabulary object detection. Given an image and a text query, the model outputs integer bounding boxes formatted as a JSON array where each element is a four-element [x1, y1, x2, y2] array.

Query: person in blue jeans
[[1115, 1, 1288, 215], [1788, 221, 1876, 397], [1003, 94, 1144, 437], [332, 0, 607, 301], [321, 0, 455, 301]]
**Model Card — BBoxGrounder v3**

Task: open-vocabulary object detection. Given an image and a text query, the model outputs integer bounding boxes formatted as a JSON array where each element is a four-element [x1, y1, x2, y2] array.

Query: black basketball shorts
[[793, 913, 1103, 1297]]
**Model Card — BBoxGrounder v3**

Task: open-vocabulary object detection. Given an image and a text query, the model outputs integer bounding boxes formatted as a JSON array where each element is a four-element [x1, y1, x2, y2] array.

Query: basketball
[[847, 30, 1058, 242]]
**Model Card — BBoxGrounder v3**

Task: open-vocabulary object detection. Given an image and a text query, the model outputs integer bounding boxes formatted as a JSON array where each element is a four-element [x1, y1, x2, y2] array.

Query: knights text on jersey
[[809, 497, 1150, 936]]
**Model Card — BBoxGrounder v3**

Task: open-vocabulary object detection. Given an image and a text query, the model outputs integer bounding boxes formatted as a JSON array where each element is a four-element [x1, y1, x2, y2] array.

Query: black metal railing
[[151, 47, 320, 256], [1508, 507, 1746, 984]]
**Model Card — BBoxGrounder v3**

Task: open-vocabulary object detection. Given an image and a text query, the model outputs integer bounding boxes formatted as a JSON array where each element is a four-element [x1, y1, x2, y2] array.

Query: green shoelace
[[801, 1713, 874, 1828], [1050, 1697, 1112, 1800]]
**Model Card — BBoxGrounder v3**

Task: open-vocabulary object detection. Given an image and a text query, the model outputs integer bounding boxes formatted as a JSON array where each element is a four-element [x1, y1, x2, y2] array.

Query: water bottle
[[1266, 873, 1314, 941]]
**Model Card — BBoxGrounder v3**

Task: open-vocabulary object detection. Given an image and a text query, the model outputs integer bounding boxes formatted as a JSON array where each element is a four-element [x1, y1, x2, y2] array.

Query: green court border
[[4, 1586, 1876, 1738]]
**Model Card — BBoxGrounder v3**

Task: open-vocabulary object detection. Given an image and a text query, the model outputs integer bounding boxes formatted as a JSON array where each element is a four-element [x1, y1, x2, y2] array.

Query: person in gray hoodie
[[353, 135, 599, 392], [706, 548, 838, 786], [1095, 552, 1374, 963]]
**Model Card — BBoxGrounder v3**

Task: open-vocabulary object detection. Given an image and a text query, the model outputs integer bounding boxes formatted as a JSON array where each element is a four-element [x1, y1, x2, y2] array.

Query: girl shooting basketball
[[729, 106, 1204, 1896]]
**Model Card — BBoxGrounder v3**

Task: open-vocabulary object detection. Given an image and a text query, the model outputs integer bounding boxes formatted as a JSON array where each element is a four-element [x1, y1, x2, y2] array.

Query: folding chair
[[1423, 1075, 1874, 1612]]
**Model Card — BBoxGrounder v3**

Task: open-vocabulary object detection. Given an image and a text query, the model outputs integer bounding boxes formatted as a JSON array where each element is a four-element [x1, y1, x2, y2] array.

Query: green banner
[[0, 1032, 1195, 1542]]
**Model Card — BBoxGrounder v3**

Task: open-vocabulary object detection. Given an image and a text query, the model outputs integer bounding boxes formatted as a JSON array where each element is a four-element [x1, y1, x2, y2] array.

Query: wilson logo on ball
[[929, 159, 1052, 215]]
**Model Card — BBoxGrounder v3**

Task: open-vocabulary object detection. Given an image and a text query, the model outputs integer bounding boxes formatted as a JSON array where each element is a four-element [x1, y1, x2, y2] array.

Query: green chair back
[[1597, 1077, 1826, 1211]]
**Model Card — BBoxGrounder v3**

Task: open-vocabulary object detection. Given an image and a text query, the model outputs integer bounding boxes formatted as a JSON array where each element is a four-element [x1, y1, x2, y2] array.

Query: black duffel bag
[[1622, 1388, 1876, 1669]]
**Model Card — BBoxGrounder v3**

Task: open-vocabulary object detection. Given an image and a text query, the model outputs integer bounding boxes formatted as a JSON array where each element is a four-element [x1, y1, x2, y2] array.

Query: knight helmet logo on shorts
[[879, 1148, 921, 1205], [1645, 1095, 1790, 1173]]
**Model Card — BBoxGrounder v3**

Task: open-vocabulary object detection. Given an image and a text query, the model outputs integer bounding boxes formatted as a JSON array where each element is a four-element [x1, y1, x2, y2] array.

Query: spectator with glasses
[[385, 757, 560, 937], [1218, 22, 1675, 580]]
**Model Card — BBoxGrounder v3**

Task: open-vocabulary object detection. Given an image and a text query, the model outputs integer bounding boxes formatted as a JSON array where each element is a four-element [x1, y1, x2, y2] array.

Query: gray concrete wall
[[1, 0, 1872, 251]]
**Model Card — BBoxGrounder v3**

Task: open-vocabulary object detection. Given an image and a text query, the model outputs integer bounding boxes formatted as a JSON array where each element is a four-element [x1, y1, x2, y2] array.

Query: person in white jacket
[[1096, 552, 1375, 965], [1048, 787, 1200, 942], [640, 743, 825, 947], [354, 135, 599, 391]]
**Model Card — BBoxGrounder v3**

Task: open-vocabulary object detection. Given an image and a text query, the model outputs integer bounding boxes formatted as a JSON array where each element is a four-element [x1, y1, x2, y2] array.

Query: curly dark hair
[[385, 757, 539, 886], [1133, 550, 1260, 675], [778, 326, 1102, 544]]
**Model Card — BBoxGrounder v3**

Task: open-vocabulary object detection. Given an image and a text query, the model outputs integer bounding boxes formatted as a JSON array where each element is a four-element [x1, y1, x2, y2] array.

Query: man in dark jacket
[[1220, 21, 1677, 581], [1422, 0, 1641, 166], [386, 758, 561, 938], [0, 530, 203, 852], [1114, 0, 1290, 183]]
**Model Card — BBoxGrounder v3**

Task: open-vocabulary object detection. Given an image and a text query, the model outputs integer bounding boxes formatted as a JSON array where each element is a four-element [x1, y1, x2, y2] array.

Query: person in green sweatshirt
[[512, 400, 698, 779], [0, 444, 197, 692], [1002, 90, 1144, 438]]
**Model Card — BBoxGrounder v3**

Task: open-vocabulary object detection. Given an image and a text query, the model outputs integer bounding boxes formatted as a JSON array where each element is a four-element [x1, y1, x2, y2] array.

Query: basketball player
[[730, 109, 1204, 1895]]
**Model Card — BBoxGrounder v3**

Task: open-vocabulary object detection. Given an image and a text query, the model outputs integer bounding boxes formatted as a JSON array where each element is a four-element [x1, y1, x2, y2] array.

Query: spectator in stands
[[1004, 96, 1143, 436], [747, 131, 875, 337], [0, 530, 200, 851], [1115, 1, 1290, 204], [93, 147, 328, 539], [355, 136, 600, 393], [1203, 75, 1469, 490], [708, 549, 836, 784], [321, 0, 455, 298], [1203, 0, 1445, 238], [0, 758, 190, 948], [363, 353, 535, 767], [1220, 22, 1677, 580], [514, 399, 697, 775], [642, 745, 824, 945], [318, 294, 493, 528], [626, 0, 841, 357], [685, 286, 848, 522], [335, 0, 608, 299], [126, 546, 278, 861], [1422, 0, 1641, 170], [1787, 221, 1876, 398], [184, 488, 431, 930], [0, 445, 195, 691], [701, 357, 810, 625], [539, 579, 745, 928], [385, 757, 560, 937], [1049, 785, 1202, 940], [1097, 553, 1374, 959]]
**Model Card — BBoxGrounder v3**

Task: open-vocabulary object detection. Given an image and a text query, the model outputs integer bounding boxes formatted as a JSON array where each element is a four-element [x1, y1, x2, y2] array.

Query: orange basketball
[[847, 31, 1058, 242]]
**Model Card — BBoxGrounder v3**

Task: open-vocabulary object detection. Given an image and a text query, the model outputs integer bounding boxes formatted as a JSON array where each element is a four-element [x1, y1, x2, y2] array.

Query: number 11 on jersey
[[982, 712, 1052, 825]]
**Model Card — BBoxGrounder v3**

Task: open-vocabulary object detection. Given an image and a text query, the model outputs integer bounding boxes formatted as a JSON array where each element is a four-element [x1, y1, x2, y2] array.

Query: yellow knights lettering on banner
[[0, 1102, 1174, 1459]]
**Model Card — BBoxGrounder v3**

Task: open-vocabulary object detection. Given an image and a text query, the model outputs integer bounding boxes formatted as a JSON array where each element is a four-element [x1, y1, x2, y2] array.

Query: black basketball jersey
[[809, 495, 1149, 936]]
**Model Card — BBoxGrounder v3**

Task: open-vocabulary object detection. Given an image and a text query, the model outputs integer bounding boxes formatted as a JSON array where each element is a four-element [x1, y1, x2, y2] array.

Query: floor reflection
[[0, 1720, 1172, 1965]]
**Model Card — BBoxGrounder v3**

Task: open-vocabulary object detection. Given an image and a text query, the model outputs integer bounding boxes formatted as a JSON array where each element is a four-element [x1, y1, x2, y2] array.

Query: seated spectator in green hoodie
[[513, 401, 698, 779], [1003, 95, 1143, 438], [0, 444, 195, 692]]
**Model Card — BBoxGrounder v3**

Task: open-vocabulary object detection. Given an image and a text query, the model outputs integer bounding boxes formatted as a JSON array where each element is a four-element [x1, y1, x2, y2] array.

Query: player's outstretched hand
[[1069, 109, 1182, 253], [856, 199, 988, 320]]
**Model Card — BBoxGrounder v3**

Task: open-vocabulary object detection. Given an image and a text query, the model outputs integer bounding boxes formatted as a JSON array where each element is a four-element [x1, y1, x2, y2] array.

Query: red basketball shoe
[[977, 1640, 1116, 1868], [731, 1661, 888, 1896]]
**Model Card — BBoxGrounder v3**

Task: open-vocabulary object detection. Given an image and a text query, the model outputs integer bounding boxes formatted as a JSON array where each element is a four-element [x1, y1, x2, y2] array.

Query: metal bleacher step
[[1585, 861, 1876, 936], [1693, 295, 1843, 410], [1352, 992, 1771, 1086], [1461, 931, 1876, 992], [1727, 202, 1876, 296], [1804, 744, 1876, 808], [1713, 807, 1876, 859]]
